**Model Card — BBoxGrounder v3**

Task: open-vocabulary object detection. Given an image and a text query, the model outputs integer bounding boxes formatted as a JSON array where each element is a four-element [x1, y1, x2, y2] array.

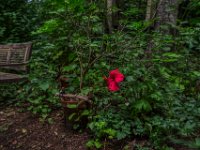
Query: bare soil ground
[[0, 106, 89, 150], [0, 106, 196, 150]]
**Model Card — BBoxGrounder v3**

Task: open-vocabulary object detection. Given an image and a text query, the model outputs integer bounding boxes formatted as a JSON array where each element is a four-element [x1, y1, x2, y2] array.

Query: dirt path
[[0, 106, 89, 150]]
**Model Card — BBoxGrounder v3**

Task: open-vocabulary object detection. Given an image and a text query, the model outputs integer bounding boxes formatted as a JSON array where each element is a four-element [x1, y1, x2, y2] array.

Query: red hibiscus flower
[[104, 69, 125, 92]]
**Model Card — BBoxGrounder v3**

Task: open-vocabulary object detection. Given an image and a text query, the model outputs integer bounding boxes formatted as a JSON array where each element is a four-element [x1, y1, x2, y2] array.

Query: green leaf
[[63, 64, 77, 72], [86, 140, 94, 148], [39, 82, 50, 91], [67, 104, 77, 109], [134, 100, 152, 112], [94, 140, 102, 149], [81, 110, 90, 116], [126, 76, 134, 82], [52, 51, 63, 60], [33, 19, 60, 34], [195, 138, 200, 147], [68, 113, 76, 120], [193, 71, 200, 77], [162, 52, 181, 58], [116, 132, 127, 140], [81, 87, 92, 95], [150, 91, 162, 101], [104, 128, 116, 137], [48, 118, 54, 124]]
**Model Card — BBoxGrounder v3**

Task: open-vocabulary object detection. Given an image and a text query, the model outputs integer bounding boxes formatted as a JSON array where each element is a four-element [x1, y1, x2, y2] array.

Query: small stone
[[22, 128, 27, 133]]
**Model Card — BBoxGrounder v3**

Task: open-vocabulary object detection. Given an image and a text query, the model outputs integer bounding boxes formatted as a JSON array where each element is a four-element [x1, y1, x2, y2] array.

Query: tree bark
[[154, 0, 179, 34], [105, 0, 123, 33], [145, 0, 180, 57], [145, 0, 153, 21], [106, 0, 113, 33]]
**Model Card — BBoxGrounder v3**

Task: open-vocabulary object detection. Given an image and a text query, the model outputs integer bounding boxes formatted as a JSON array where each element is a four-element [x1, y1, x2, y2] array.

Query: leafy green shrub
[[83, 28, 200, 148], [18, 43, 59, 119], [14, 0, 200, 149]]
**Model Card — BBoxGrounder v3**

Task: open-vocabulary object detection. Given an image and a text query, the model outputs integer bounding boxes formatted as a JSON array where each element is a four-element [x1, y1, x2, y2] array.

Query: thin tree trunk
[[105, 0, 123, 33], [145, 0, 152, 21], [106, 0, 114, 33], [145, 0, 154, 58]]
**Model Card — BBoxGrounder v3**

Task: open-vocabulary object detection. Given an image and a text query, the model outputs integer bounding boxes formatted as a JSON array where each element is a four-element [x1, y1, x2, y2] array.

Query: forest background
[[0, 0, 200, 149]]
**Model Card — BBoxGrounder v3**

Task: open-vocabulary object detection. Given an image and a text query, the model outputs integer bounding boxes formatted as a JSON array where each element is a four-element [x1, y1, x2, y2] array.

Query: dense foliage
[[1, 0, 200, 149], [0, 0, 35, 43]]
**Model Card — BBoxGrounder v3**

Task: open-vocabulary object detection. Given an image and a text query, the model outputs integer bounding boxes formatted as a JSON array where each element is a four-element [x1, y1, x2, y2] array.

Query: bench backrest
[[0, 42, 32, 71]]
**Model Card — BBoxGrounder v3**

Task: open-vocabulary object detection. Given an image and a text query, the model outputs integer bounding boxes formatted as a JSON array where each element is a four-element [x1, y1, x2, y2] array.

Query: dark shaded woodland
[[1, 0, 200, 149]]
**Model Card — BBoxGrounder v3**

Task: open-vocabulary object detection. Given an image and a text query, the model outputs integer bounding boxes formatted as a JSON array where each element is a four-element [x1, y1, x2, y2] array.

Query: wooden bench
[[0, 42, 32, 83]]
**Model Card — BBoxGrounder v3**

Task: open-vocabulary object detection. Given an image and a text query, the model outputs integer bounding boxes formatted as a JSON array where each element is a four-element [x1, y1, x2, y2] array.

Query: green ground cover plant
[[1, 0, 200, 149]]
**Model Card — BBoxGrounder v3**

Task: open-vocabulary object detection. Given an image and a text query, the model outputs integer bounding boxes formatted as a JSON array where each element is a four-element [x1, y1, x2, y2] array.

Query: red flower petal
[[109, 69, 124, 83], [107, 78, 119, 91]]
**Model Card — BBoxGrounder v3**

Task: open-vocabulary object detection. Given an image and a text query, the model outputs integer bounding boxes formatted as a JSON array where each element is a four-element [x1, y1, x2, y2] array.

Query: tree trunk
[[154, 0, 179, 34], [106, 0, 113, 33], [105, 0, 123, 33], [145, 0, 153, 21], [145, 0, 180, 57], [145, 0, 155, 58]]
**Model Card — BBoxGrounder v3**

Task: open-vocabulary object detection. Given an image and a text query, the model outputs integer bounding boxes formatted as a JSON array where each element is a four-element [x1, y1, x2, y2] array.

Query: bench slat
[[0, 42, 32, 71], [0, 72, 26, 83], [0, 42, 32, 83]]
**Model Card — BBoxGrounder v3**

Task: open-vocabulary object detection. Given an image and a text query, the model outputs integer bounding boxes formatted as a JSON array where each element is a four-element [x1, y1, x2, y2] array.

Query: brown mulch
[[0, 106, 89, 150]]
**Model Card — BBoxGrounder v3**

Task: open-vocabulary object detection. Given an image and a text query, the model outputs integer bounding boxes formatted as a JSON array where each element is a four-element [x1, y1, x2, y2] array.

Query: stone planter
[[59, 94, 91, 130]]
